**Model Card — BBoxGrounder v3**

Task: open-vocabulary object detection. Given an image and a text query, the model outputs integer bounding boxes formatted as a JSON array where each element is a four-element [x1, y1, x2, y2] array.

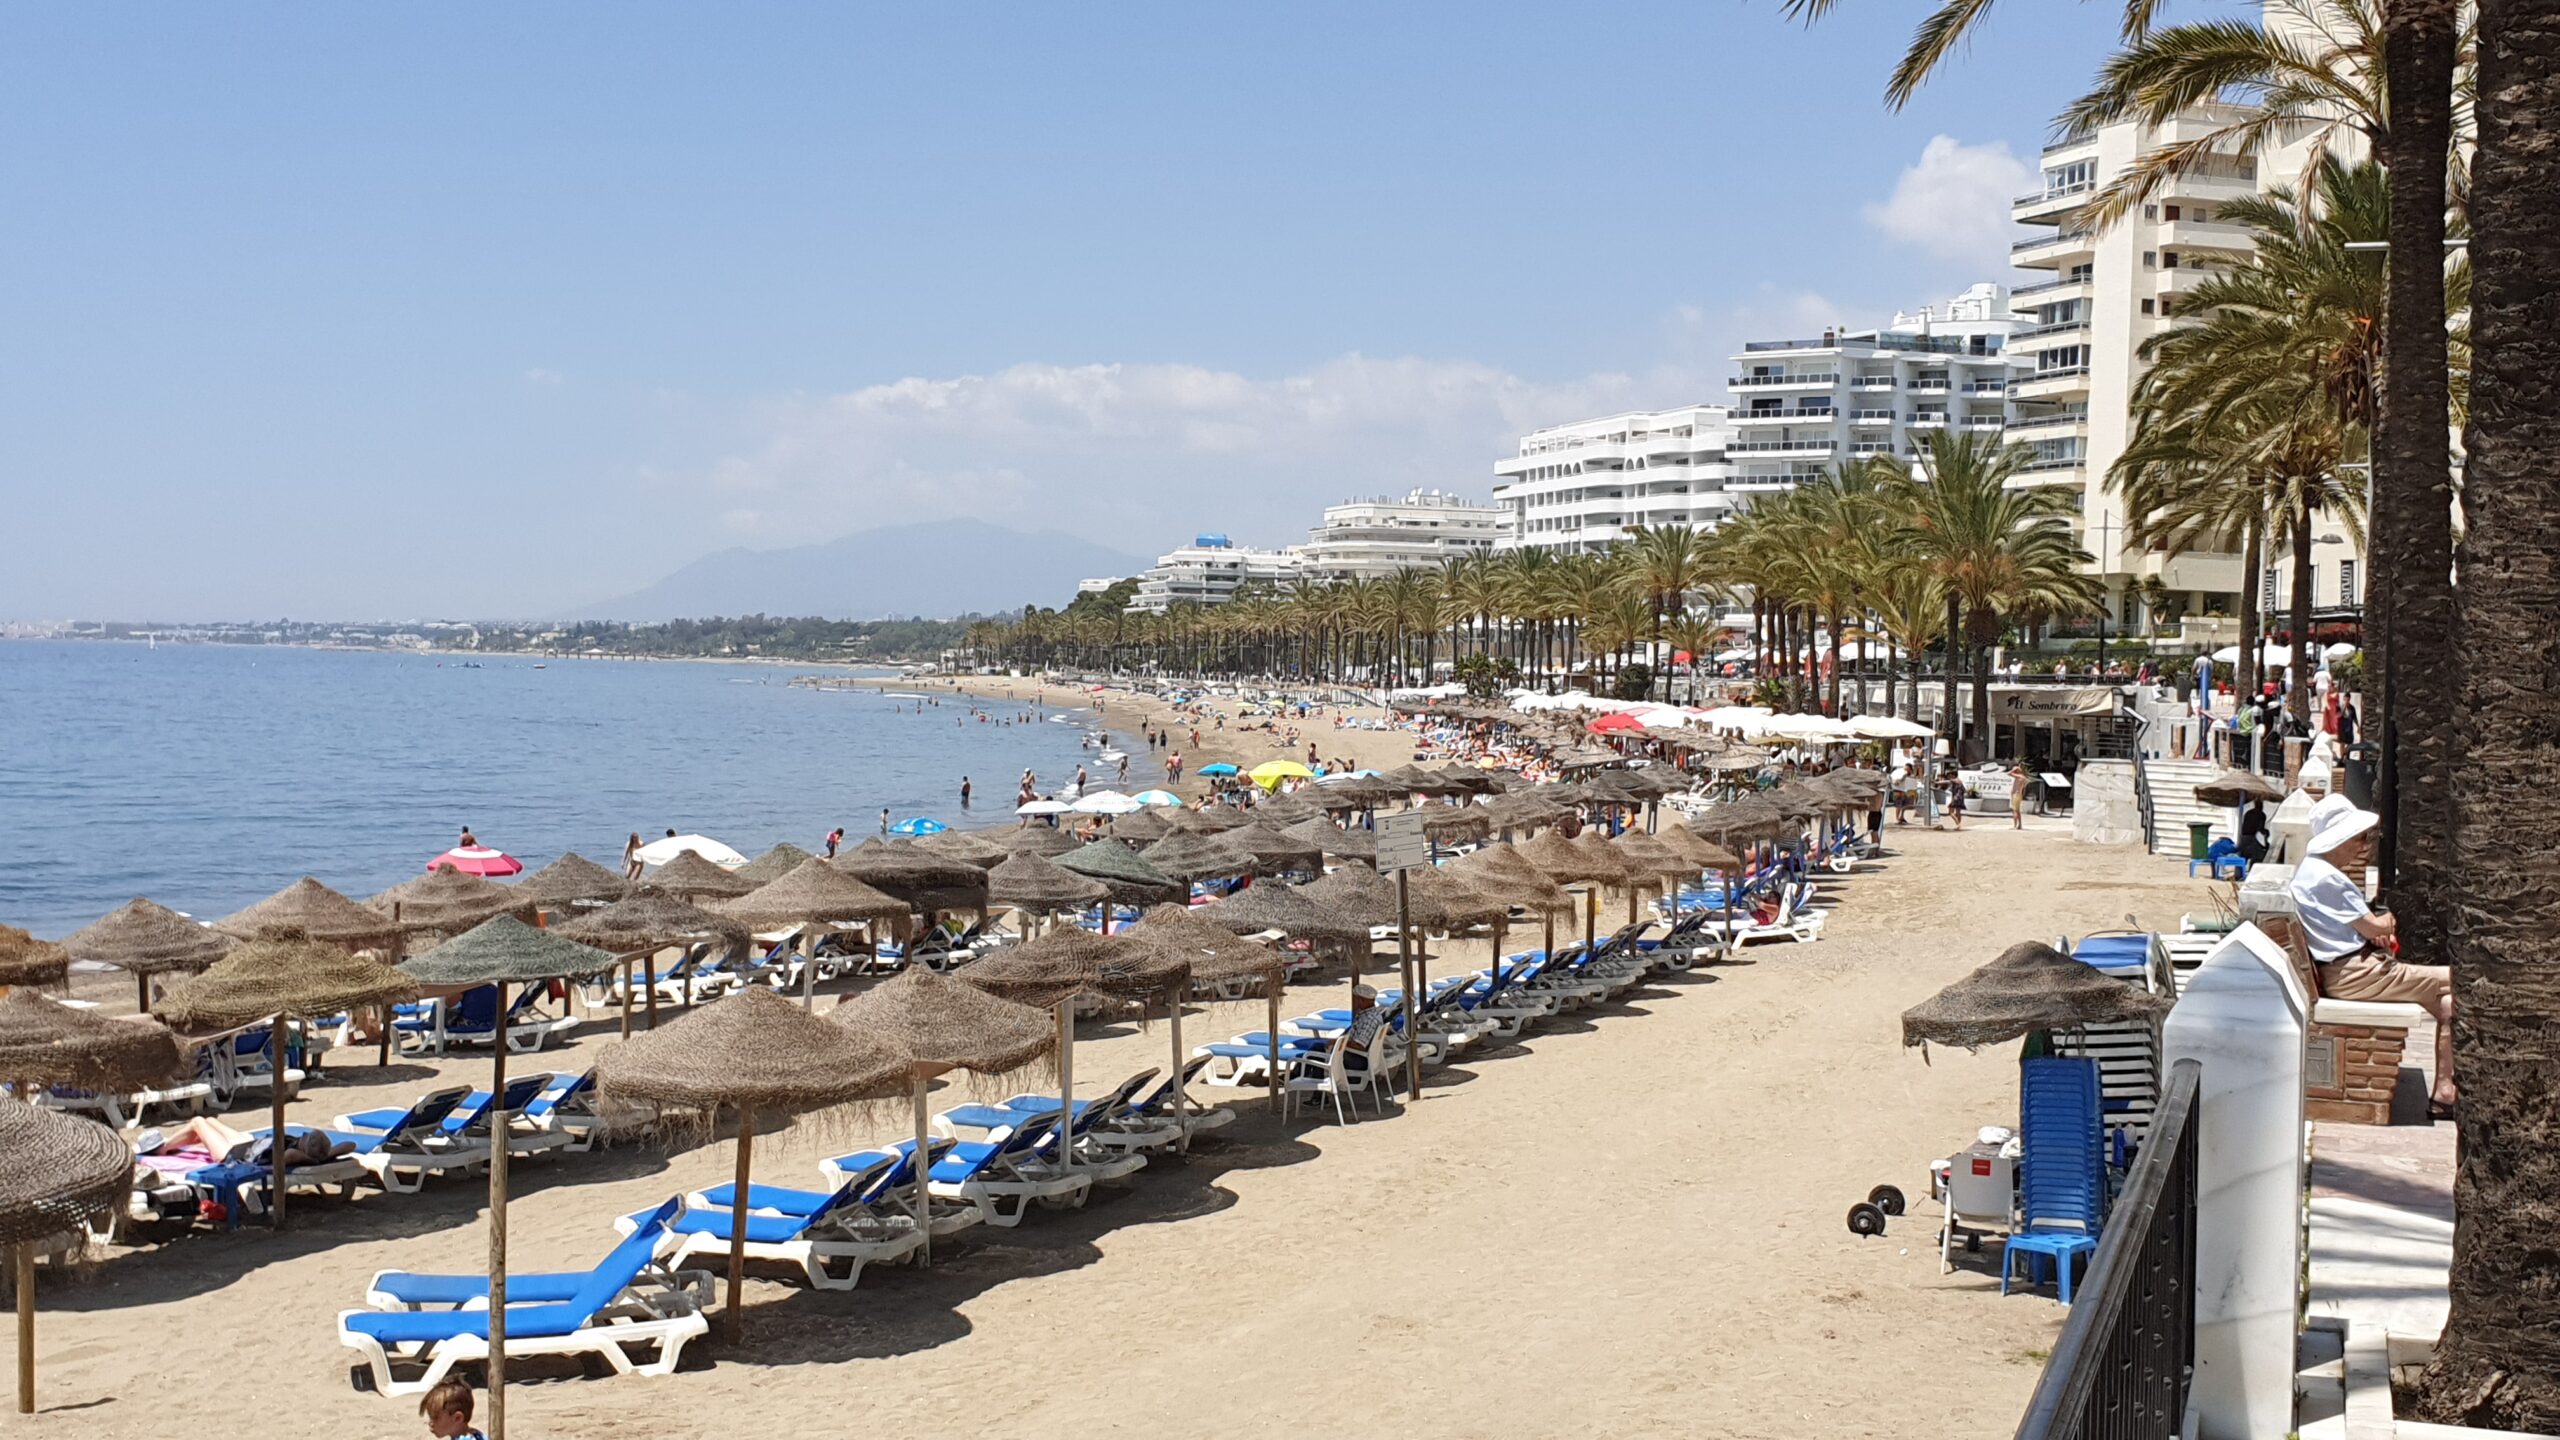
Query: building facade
[[1488, 404, 1736, 553], [1126, 534, 1305, 613], [1298, 488, 1503, 581], [1724, 281, 2023, 496]]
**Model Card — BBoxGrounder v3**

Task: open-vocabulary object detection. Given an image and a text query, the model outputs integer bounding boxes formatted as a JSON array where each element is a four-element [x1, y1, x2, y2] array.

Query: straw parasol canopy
[[554, 888, 750, 955], [153, 933, 419, 1032], [1306, 784, 1371, 813], [1297, 863, 1399, 929], [1563, 830, 1647, 890], [366, 863, 528, 934], [647, 850, 756, 900], [1654, 826, 1745, 873], [0, 989, 186, 1094], [1901, 941, 2175, 1051], [1447, 844, 1576, 915], [834, 967, 1055, 1076], [1397, 864, 1510, 932], [1285, 817, 1375, 862], [1054, 839, 1184, 904], [715, 859, 908, 930], [1199, 883, 1370, 944], [1104, 808, 1174, 844], [1514, 828, 1622, 888], [1691, 798, 1787, 843], [0, 927, 70, 989], [2194, 769, 2285, 807], [399, 914, 620, 988], [510, 852, 629, 909], [213, 877, 400, 944], [1612, 830, 1698, 887], [983, 852, 1111, 915], [0, 1102, 132, 1246], [1224, 821, 1323, 874], [995, 824, 1080, 858], [1144, 832, 1259, 884], [1432, 764, 1499, 795], [959, 927, 1128, 1009], [1481, 791, 1567, 831], [1123, 903, 1284, 987], [54, 899, 231, 978], [835, 841, 989, 916], [916, 828, 1011, 868], [1250, 793, 1321, 826], [1707, 749, 1773, 773], [734, 843, 819, 887], [598, 984, 908, 1115], [1415, 803, 1491, 842], [1387, 763, 1460, 796], [1172, 805, 1249, 833]]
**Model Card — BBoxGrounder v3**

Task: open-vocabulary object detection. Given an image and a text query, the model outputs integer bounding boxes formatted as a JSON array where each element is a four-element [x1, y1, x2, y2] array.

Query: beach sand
[[27, 693, 2214, 1439]]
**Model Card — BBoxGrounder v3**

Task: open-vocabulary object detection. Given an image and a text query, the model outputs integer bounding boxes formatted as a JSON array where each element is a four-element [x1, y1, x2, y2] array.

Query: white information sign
[[1374, 811, 1432, 875]]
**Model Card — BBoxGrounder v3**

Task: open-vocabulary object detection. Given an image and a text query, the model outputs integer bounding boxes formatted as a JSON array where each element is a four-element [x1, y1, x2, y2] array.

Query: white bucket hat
[[1352, 984, 1379, 1001], [2306, 797, 2380, 857]]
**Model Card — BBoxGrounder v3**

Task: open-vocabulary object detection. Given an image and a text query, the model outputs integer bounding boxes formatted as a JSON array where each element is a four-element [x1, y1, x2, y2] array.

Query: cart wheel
[[1868, 1184, 1907, 1217], [1846, 1202, 1888, 1238]]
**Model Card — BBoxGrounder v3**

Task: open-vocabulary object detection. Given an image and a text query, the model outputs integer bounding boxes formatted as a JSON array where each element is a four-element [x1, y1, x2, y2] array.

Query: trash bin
[[2188, 820, 2214, 860], [2343, 742, 2377, 809]]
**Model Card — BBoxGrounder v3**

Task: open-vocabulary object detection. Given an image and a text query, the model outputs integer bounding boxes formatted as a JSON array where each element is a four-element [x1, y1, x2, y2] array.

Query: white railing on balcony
[[1849, 376, 1897, 390], [1729, 440, 1836, 454], [1731, 407, 1837, 423], [1849, 409, 1896, 423], [1730, 372, 1839, 387]]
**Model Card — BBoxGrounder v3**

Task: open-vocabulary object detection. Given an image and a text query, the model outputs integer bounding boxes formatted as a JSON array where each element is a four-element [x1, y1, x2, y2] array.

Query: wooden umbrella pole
[[800, 927, 821, 1011], [644, 953, 660, 1031], [134, 972, 149, 1015], [14, 1242, 30, 1415], [1054, 1001, 1074, 1176], [487, 1034, 510, 1440], [619, 959, 633, 1039], [1395, 868, 1419, 1101], [269, 1012, 289, 1229], [1266, 982, 1282, 1118], [725, 1106, 752, 1347], [1167, 995, 1187, 1153], [912, 1077, 933, 1268]]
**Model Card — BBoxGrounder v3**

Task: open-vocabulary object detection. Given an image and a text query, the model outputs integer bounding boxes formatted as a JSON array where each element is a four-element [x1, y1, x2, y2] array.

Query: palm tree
[[1867, 556, 1949, 724], [1893, 430, 2101, 755], [1619, 523, 1713, 701]]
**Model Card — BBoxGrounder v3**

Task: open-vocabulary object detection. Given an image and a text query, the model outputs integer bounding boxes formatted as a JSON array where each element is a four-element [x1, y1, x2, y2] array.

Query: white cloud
[[521, 367, 565, 388], [1863, 135, 2034, 272]]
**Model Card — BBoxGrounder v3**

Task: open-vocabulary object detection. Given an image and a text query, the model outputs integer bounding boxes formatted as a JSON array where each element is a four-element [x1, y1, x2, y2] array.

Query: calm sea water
[[0, 640, 1105, 937]]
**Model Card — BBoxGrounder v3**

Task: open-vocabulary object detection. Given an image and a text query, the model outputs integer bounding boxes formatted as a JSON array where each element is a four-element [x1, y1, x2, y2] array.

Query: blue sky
[[0, 2, 2159, 620]]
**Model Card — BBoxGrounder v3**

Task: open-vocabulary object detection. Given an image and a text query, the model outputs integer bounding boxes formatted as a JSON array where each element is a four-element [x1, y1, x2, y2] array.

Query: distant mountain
[[578, 519, 1149, 622]]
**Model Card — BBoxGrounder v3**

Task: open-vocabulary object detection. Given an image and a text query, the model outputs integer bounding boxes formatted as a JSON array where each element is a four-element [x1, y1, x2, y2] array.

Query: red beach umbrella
[[428, 846, 524, 877], [1586, 712, 1644, 735]]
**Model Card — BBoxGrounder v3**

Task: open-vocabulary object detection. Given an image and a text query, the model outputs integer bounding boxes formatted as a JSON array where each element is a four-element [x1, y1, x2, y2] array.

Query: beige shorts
[[2320, 951, 2451, 1007]]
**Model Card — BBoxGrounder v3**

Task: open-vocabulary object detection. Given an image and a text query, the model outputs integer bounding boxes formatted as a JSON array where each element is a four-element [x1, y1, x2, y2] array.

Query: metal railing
[[2016, 1059, 2200, 1440]]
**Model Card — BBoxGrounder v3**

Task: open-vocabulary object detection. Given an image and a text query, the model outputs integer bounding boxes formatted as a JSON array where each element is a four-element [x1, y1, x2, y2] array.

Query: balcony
[[2018, 317, 2092, 340], [2010, 274, 2093, 301], [2016, 367, 2092, 398], [1728, 440, 1836, 455], [1848, 408, 1896, 424], [2010, 410, 2090, 433], [1963, 381, 2011, 395], [1730, 372, 1839, 388], [1909, 379, 1951, 394], [1731, 407, 1838, 424], [2012, 230, 2098, 268], [1961, 415, 2006, 430], [1849, 375, 1897, 390], [1907, 414, 1949, 429], [1850, 442, 1895, 456]]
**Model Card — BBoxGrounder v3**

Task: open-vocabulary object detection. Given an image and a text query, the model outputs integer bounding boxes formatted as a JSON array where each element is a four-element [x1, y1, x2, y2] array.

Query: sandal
[[2429, 1099, 2461, 1122]]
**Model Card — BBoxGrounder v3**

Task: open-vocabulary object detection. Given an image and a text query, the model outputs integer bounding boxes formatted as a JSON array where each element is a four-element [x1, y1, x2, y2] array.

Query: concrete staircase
[[2141, 756, 2235, 855]]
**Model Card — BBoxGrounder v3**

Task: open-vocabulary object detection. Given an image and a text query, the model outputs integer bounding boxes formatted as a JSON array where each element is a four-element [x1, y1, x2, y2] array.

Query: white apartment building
[[1489, 404, 1735, 552], [1126, 534, 1305, 613], [1298, 488, 1504, 581], [1725, 282, 2024, 495]]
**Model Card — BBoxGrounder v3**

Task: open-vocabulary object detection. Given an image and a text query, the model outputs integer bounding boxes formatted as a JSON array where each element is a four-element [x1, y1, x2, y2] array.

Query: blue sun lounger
[[621, 1162, 924, 1290], [362, 1196, 711, 1311], [823, 1112, 1091, 1228], [253, 1087, 479, 1194], [338, 1196, 708, 1395]]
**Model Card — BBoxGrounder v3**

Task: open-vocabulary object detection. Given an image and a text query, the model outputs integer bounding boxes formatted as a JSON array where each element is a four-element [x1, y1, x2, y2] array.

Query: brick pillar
[[2284, 736, 2307, 791]]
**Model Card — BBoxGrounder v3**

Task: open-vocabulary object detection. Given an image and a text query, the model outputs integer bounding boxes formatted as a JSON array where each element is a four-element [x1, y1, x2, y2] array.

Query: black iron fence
[[2015, 1058, 2202, 1440]]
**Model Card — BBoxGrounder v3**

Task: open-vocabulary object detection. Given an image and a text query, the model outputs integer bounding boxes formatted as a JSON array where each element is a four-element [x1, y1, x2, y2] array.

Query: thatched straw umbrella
[[153, 935, 416, 1227], [1123, 902, 1288, 1129], [0, 988, 185, 1097], [0, 1104, 131, 1413], [1610, 830, 1695, 927], [1104, 808, 1174, 844], [961, 927, 1190, 1176], [836, 841, 989, 925], [915, 829, 1010, 869], [733, 843, 818, 888], [1286, 817, 1376, 863], [833, 968, 1053, 1263], [1901, 941, 2174, 1053], [366, 863, 528, 936], [399, 916, 618, 1437], [1054, 840, 1183, 924], [2193, 768, 2284, 808], [994, 824, 1079, 858], [55, 899, 230, 1010], [555, 888, 750, 1034], [1416, 803, 1491, 845], [509, 852, 628, 912], [983, 853, 1110, 935], [1224, 821, 1323, 879], [647, 850, 756, 901], [1250, 793, 1321, 826], [1446, 842, 1575, 982], [713, 860, 908, 1010], [1386, 764, 1458, 797], [1513, 829, 1625, 954], [212, 877, 402, 945], [596, 988, 907, 1346], [1143, 833, 1257, 887], [1169, 805, 1248, 833]]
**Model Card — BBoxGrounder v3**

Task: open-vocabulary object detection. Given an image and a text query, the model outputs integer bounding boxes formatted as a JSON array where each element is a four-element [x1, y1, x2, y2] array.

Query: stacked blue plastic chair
[[2004, 1056, 2106, 1302]]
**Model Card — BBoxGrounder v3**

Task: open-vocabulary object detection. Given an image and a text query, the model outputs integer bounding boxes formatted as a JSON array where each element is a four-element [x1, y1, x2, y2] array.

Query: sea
[[0, 640, 1113, 938]]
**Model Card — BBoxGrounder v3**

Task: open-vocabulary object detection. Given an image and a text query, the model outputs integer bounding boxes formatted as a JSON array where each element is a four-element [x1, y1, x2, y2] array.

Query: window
[[2163, 251, 2181, 269], [2263, 567, 2278, 613], [2143, 203, 2159, 221], [2143, 251, 2158, 268], [2159, 296, 2177, 317], [2339, 558, 2359, 605], [2141, 298, 2156, 315], [2163, 204, 2181, 221]]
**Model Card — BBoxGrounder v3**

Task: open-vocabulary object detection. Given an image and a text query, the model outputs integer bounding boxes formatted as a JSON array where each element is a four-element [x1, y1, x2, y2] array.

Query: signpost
[[1374, 811, 1430, 1100]]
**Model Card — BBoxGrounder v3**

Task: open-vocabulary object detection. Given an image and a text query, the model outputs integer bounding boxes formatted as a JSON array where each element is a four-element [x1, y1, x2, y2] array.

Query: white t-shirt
[[2289, 855, 2373, 962]]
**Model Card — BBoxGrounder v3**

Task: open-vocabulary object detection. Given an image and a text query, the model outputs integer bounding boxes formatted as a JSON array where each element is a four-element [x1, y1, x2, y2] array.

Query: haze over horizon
[[4, 3, 2154, 622]]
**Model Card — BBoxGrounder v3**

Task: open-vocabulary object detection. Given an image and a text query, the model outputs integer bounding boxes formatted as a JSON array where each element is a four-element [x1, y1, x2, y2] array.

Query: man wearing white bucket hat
[[2289, 797, 2458, 1115]]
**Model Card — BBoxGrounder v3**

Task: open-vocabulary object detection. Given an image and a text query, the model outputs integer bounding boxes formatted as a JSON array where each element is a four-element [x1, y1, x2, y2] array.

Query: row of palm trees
[[963, 429, 2102, 748], [1788, 0, 2543, 1424]]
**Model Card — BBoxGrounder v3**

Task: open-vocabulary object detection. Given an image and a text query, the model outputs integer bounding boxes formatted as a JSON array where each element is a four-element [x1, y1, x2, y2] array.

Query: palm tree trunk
[[1941, 591, 1962, 745], [2414, 4, 2560, 1424], [2237, 516, 2264, 710], [2372, 0, 2460, 957], [1967, 609, 1991, 759], [1825, 605, 1844, 717], [2287, 495, 2316, 727]]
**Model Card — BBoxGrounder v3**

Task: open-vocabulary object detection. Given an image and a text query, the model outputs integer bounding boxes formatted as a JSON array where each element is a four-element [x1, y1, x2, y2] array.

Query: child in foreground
[[420, 1379, 486, 1440]]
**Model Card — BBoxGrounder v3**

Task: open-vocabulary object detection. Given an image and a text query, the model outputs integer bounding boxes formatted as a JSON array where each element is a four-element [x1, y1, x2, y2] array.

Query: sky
[[0, 2, 2158, 622]]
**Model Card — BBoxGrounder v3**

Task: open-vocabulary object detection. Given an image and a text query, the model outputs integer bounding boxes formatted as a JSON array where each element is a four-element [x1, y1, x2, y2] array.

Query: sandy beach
[[23, 721, 2213, 1440]]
